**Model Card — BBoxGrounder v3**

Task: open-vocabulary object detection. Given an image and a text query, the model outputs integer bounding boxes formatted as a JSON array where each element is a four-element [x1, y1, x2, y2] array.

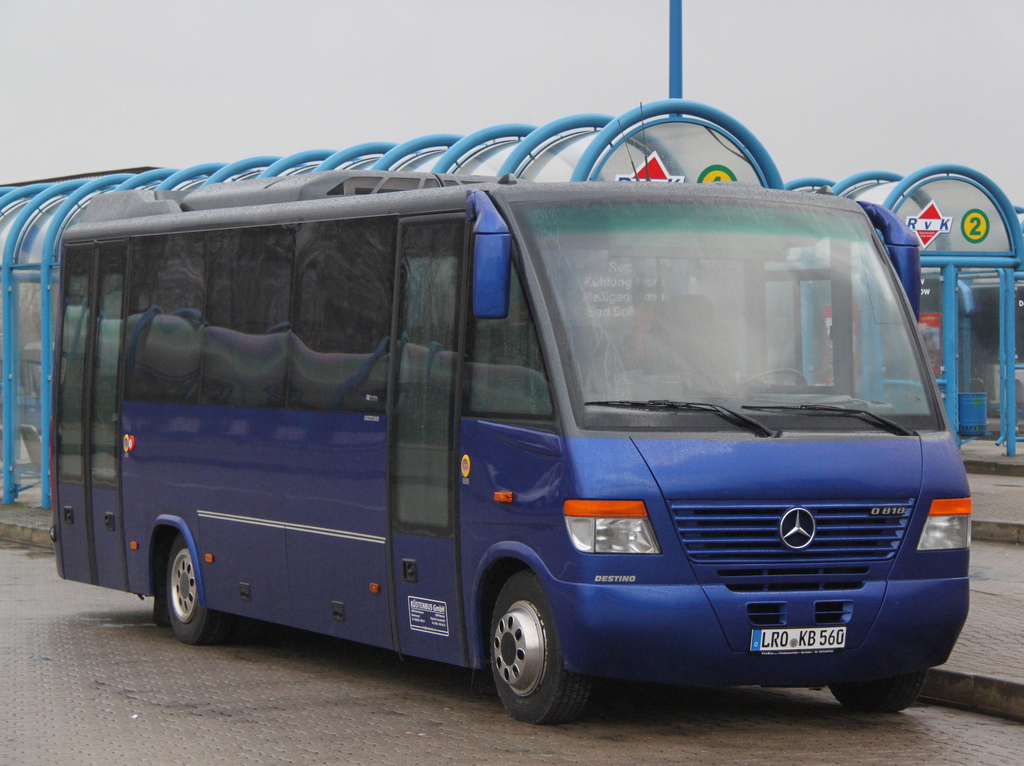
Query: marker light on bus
[[917, 498, 972, 550], [563, 500, 661, 554]]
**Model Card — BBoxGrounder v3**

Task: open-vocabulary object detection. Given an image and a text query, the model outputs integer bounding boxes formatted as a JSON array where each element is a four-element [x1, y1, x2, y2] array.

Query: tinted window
[[200, 226, 294, 408], [290, 218, 396, 412], [464, 262, 552, 418], [57, 245, 92, 483], [124, 233, 206, 403], [391, 220, 463, 531], [90, 243, 126, 488]]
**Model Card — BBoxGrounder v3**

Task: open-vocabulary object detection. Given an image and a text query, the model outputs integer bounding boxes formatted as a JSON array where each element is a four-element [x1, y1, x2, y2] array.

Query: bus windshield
[[514, 195, 939, 433]]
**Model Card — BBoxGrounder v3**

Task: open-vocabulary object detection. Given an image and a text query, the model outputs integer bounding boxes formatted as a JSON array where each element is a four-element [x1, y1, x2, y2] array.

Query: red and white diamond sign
[[905, 202, 953, 250], [616, 151, 684, 182]]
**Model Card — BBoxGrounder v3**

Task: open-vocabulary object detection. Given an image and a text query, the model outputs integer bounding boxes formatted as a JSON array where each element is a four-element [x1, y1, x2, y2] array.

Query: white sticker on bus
[[408, 596, 449, 636]]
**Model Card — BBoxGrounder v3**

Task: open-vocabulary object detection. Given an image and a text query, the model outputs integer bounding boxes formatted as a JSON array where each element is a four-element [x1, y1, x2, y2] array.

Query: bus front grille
[[671, 499, 913, 566]]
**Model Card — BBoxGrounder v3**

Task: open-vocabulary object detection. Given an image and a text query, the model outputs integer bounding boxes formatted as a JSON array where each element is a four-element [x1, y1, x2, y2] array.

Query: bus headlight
[[917, 498, 971, 550], [564, 500, 661, 554]]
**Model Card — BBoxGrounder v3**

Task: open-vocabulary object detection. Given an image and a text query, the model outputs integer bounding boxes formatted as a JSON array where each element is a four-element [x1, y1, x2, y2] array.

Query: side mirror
[[466, 189, 511, 319], [857, 201, 921, 320]]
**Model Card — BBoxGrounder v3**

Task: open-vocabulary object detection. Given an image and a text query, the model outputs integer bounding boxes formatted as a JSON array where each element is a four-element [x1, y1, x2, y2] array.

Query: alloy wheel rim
[[171, 548, 197, 623], [493, 600, 546, 696]]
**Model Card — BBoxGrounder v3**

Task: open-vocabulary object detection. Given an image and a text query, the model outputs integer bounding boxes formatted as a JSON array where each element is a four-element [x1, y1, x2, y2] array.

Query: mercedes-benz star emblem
[[779, 507, 816, 550]]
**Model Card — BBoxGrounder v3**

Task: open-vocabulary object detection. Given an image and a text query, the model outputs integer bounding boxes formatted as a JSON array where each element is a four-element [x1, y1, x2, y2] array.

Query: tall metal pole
[[669, 0, 683, 98]]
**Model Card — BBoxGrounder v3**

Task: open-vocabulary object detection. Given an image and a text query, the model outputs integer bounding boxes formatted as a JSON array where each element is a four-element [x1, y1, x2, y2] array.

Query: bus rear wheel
[[166, 534, 233, 646], [490, 571, 592, 724], [828, 670, 928, 713]]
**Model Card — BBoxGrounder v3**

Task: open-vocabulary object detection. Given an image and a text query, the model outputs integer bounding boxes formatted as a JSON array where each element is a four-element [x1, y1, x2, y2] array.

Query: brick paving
[[4, 541, 1024, 765]]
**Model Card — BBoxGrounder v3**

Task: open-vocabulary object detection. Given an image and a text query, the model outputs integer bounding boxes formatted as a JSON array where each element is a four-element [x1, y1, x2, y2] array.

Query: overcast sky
[[3, 0, 1023, 203]]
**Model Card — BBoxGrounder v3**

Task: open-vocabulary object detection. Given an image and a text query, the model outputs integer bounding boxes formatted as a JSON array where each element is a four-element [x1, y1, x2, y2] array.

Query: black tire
[[829, 670, 928, 713], [166, 534, 234, 645], [152, 589, 170, 628], [490, 570, 592, 724]]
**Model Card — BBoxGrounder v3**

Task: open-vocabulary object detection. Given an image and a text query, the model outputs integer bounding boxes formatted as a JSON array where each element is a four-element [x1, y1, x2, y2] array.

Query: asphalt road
[[2, 540, 1023, 766]]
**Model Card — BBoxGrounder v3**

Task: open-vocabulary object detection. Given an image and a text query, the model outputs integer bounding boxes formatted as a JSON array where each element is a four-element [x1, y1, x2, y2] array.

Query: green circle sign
[[961, 209, 990, 243], [697, 164, 737, 183]]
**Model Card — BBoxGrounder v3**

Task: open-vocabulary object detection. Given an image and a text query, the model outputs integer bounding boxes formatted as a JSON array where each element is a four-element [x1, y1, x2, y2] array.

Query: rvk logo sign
[[905, 202, 953, 250], [616, 151, 684, 182]]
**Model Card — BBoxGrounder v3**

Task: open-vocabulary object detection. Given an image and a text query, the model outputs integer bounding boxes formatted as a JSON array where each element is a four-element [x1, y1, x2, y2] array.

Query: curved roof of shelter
[[570, 100, 783, 188], [431, 124, 537, 176], [833, 171, 904, 202], [0, 99, 789, 278], [501, 113, 614, 181], [883, 164, 1022, 260], [372, 134, 464, 172], [785, 177, 836, 192]]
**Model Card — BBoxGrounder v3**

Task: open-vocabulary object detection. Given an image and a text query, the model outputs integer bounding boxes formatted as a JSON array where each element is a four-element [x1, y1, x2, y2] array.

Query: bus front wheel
[[490, 570, 592, 724], [166, 534, 234, 646], [828, 670, 928, 713]]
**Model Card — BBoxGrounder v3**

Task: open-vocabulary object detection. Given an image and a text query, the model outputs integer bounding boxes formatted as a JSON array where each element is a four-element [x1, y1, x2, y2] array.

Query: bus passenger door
[[55, 242, 128, 590], [388, 217, 467, 665]]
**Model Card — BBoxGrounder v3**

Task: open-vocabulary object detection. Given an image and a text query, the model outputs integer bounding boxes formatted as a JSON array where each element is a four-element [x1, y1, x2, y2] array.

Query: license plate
[[750, 626, 846, 653]]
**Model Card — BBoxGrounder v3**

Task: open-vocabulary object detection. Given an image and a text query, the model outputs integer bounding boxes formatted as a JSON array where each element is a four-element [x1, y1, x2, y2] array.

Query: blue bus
[[53, 171, 970, 724]]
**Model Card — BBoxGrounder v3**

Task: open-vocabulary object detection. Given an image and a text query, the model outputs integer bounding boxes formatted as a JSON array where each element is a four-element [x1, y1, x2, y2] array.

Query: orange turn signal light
[[928, 498, 972, 516], [563, 499, 648, 518], [205, 553, 215, 563]]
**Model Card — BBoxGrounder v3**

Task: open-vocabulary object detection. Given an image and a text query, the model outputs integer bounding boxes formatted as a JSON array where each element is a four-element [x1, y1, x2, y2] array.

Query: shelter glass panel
[[519, 131, 602, 182], [895, 179, 1010, 254], [592, 121, 761, 185]]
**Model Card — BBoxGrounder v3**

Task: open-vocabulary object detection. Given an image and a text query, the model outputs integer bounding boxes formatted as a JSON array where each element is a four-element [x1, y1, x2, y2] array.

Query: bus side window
[[57, 245, 93, 483], [289, 218, 396, 412], [200, 226, 294, 408], [124, 233, 206, 404], [464, 261, 553, 419]]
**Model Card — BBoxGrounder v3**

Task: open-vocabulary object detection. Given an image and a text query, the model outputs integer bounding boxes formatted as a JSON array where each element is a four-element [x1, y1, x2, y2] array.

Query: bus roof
[[65, 171, 866, 244]]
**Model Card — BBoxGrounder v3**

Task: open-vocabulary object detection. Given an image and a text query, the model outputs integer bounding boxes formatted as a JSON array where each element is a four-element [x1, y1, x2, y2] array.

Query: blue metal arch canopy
[[258, 150, 337, 178], [784, 177, 836, 192], [2, 179, 89, 502], [371, 134, 463, 172], [832, 170, 904, 201], [3, 180, 87, 267], [883, 164, 1021, 258], [156, 163, 228, 191], [201, 156, 283, 187], [570, 99, 783, 188], [0, 183, 54, 216], [499, 113, 613, 180], [431, 123, 536, 175], [116, 168, 179, 191], [316, 142, 397, 172]]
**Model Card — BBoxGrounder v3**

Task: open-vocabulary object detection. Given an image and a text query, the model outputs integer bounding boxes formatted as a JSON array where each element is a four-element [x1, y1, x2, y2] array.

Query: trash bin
[[958, 392, 987, 435]]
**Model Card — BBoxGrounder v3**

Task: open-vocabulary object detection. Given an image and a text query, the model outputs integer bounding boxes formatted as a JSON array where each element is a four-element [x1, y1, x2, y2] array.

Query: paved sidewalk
[[3, 439, 1024, 723]]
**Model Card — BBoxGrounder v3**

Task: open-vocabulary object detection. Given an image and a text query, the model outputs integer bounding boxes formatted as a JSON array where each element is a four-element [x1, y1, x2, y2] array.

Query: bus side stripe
[[197, 510, 386, 545]]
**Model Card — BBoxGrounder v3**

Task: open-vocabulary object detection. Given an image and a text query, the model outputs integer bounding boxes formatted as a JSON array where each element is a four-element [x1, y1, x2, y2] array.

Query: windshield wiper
[[741, 404, 916, 436], [586, 400, 779, 438]]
